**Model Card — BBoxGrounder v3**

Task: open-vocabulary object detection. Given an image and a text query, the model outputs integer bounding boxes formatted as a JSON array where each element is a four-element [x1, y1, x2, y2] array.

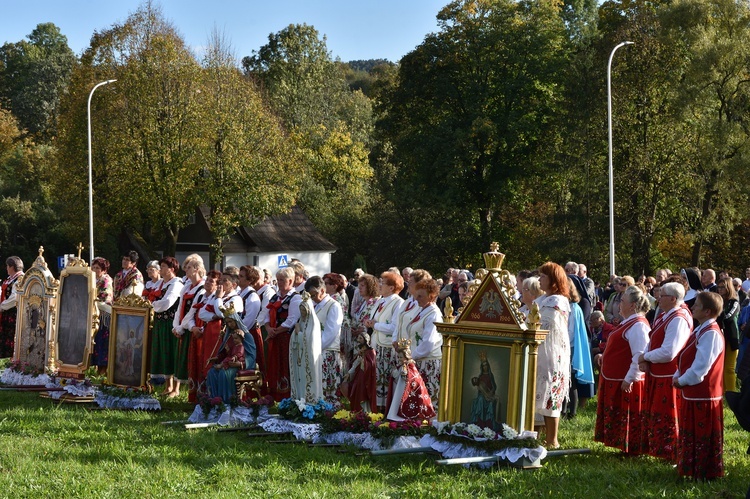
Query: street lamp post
[[608, 42, 633, 278], [87, 79, 116, 263]]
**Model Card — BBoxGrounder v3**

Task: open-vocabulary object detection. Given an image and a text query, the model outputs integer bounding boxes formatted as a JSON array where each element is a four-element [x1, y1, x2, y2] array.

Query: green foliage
[[376, 0, 570, 272], [55, 5, 299, 260], [0, 23, 76, 140], [244, 23, 376, 273]]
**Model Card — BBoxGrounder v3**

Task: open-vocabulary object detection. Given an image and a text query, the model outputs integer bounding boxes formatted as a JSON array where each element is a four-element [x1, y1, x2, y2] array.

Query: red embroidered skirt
[[266, 332, 291, 402], [677, 399, 724, 479], [641, 374, 681, 461], [187, 321, 222, 404], [594, 375, 645, 455]]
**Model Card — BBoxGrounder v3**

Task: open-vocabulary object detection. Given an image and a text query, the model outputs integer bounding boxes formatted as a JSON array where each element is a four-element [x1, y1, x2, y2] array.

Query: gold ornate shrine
[[107, 293, 154, 388], [51, 244, 99, 378], [13, 247, 59, 373], [436, 243, 547, 433]]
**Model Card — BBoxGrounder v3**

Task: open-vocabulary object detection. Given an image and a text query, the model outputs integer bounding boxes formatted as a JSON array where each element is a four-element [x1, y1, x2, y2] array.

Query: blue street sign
[[277, 254, 289, 268]]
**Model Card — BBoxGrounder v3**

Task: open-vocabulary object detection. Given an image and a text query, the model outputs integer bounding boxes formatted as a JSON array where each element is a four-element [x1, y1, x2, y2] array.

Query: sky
[[0, 0, 449, 63]]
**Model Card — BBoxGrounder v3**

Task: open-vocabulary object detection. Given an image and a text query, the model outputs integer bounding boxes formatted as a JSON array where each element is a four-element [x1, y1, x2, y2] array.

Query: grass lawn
[[0, 383, 747, 498]]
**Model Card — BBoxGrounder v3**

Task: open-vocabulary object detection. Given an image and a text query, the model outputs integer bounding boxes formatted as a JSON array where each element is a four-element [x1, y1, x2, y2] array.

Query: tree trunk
[[691, 169, 720, 267], [164, 225, 178, 257]]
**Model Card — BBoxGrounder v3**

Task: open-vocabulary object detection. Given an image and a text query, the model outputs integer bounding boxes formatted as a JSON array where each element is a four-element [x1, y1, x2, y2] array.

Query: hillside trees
[[243, 24, 375, 270], [56, 4, 298, 258], [377, 0, 570, 271]]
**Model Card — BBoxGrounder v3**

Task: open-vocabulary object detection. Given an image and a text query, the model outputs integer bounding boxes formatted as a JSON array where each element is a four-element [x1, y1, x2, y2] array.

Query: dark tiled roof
[[239, 205, 337, 253], [179, 205, 336, 254]]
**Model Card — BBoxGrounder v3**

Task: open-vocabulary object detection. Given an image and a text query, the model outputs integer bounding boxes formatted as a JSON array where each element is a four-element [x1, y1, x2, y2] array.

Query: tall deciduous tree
[[378, 0, 569, 270], [56, 4, 299, 258], [243, 23, 375, 270], [0, 23, 76, 140], [198, 30, 300, 263]]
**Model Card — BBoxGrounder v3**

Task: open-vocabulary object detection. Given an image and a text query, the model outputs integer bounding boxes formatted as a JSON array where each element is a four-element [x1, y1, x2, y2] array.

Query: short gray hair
[[660, 282, 685, 301], [565, 261, 579, 274]]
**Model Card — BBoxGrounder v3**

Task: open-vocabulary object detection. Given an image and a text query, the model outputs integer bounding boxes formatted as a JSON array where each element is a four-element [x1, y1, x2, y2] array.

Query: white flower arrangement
[[466, 424, 483, 437], [482, 427, 496, 439], [295, 399, 307, 412], [501, 423, 518, 439]]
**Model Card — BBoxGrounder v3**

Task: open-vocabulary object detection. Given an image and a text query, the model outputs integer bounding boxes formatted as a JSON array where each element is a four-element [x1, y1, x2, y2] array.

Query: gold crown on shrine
[[483, 242, 505, 271], [219, 302, 237, 317], [479, 351, 487, 362], [396, 338, 412, 351]]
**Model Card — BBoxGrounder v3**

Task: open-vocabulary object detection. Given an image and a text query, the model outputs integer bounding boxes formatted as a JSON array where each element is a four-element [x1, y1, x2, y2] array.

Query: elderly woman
[[404, 278, 443, 413], [520, 276, 544, 315], [637, 281, 692, 461], [265, 267, 300, 402], [91, 257, 113, 374], [171, 254, 206, 399], [604, 276, 635, 324], [595, 285, 651, 454], [394, 270, 432, 344], [535, 262, 571, 448], [717, 276, 740, 392], [142, 260, 162, 303], [151, 257, 184, 398], [364, 271, 405, 412]]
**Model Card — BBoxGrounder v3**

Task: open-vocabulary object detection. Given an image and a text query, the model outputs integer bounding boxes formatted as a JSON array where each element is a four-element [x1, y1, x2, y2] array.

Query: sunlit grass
[[0, 378, 747, 498]]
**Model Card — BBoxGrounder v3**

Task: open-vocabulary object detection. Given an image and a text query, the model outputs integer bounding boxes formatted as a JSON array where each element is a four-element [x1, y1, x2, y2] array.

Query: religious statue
[[342, 332, 376, 413], [289, 292, 323, 402], [386, 339, 435, 421]]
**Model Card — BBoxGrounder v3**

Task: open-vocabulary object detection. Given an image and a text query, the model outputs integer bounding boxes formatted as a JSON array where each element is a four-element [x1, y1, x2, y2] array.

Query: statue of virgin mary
[[289, 292, 323, 402]]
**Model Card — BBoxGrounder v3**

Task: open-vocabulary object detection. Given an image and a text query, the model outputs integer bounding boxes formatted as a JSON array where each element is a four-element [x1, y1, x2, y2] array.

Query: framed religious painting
[[13, 247, 59, 374], [52, 253, 98, 378], [436, 243, 548, 433], [107, 293, 153, 388]]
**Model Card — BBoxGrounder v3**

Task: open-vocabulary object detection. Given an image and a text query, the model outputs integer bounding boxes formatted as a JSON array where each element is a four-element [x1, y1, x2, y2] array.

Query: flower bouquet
[[199, 394, 226, 418], [240, 394, 275, 417], [277, 398, 334, 422]]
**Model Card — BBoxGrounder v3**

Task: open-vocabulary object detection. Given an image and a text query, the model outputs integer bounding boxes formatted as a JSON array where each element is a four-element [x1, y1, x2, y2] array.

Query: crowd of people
[[1, 251, 749, 481], [549, 264, 750, 481]]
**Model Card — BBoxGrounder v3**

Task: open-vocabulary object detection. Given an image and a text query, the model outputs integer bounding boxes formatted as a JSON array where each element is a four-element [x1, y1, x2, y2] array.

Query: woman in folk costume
[[535, 262, 571, 449], [238, 266, 266, 376], [594, 285, 651, 455], [206, 308, 257, 404], [393, 270, 433, 339], [289, 291, 323, 402], [344, 332, 377, 413], [193, 270, 223, 401], [0, 256, 24, 358], [91, 257, 114, 374], [307, 276, 343, 402], [113, 250, 144, 300], [172, 254, 205, 400], [403, 278, 443, 413], [716, 276, 740, 393], [673, 292, 725, 479], [637, 281, 692, 461], [349, 274, 380, 366], [265, 267, 301, 402], [323, 273, 351, 368], [363, 271, 404, 412], [150, 257, 184, 398], [142, 260, 162, 303], [386, 339, 435, 421]]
